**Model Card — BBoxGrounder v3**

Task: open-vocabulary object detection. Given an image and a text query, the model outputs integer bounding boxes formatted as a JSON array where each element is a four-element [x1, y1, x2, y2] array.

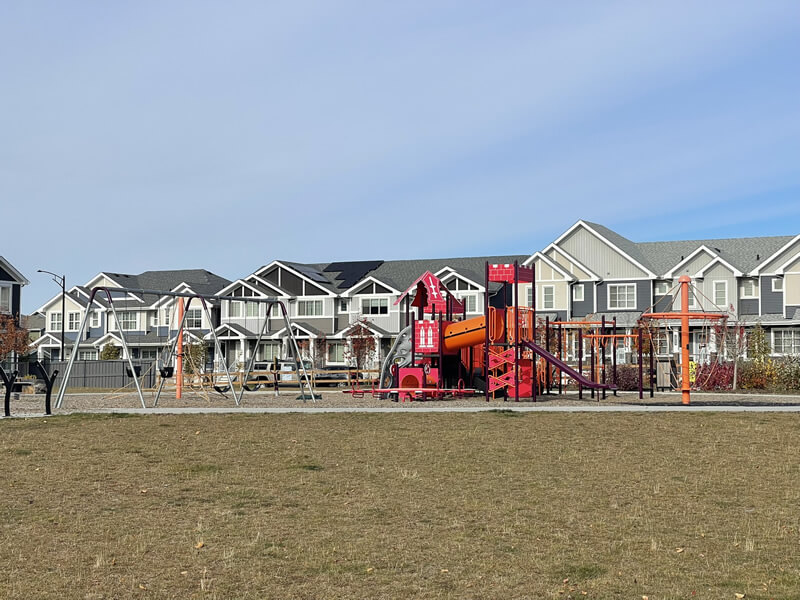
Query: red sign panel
[[415, 320, 440, 353]]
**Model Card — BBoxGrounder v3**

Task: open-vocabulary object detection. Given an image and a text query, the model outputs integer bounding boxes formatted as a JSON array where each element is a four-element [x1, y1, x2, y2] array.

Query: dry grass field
[[1, 411, 799, 599]]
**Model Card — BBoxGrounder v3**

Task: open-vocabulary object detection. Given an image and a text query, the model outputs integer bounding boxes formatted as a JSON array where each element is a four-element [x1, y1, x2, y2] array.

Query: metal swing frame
[[55, 286, 315, 409]]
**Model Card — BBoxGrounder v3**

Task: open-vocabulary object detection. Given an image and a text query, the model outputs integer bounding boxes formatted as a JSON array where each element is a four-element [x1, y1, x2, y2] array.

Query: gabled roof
[[434, 266, 486, 291], [334, 320, 392, 339], [558, 221, 656, 278], [521, 251, 575, 281], [542, 244, 600, 281], [694, 256, 743, 278], [752, 234, 800, 275], [0, 256, 29, 285], [271, 321, 325, 339], [259, 260, 338, 295], [342, 275, 402, 297], [640, 235, 794, 276]]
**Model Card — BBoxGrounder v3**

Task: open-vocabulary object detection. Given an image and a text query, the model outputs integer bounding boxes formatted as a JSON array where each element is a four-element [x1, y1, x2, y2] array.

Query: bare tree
[[714, 317, 747, 391], [343, 317, 377, 373], [0, 314, 29, 364]]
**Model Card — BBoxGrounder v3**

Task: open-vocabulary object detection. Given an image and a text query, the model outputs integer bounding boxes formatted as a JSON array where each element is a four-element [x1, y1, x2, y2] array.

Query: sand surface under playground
[[7, 388, 800, 415]]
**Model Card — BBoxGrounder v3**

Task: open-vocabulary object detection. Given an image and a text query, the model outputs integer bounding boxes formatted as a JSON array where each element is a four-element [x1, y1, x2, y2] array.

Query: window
[[77, 350, 97, 360], [258, 342, 281, 361], [340, 299, 348, 312], [246, 301, 260, 317], [572, 284, 584, 302], [654, 281, 670, 297], [186, 309, 202, 329], [140, 349, 159, 360], [0, 285, 10, 312], [229, 301, 242, 318], [164, 309, 170, 326], [526, 287, 533, 307], [456, 294, 477, 313], [713, 281, 727, 309], [50, 312, 62, 331], [118, 312, 137, 330], [297, 300, 324, 316], [90, 311, 100, 328], [772, 278, 784, 293], [542, 286, 555, 309], [608, 284, 636, 309], [67, 312, 81, 331], [327, 342, 345, 363], [687, 286, 698, 309], [361, 298, 388, 315], [773, 329, 800, 355], [740, 279, 758, 299]]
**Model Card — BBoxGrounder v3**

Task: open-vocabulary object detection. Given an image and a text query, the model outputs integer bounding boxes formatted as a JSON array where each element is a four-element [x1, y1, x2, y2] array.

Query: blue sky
[[2, 1, 798, 313]]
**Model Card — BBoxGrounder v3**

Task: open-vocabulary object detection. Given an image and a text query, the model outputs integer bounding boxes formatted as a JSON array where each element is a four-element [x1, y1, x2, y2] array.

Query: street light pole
[[37, 270, 66, 361]]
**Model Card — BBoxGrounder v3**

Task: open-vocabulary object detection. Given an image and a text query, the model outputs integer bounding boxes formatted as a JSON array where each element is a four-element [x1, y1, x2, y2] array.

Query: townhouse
[[32, 270, 230, 361], [0, 256, 27, 321], [1, 256, 29, 367], [212, 221, 800, 370], [23, 221, 800, 371], [212, 256, 525, 370], [535, 221, 800, 359]]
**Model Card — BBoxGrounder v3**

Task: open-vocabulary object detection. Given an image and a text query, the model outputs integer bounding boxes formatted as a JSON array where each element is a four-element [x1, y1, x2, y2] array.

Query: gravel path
[[5, 388, 800, 417]]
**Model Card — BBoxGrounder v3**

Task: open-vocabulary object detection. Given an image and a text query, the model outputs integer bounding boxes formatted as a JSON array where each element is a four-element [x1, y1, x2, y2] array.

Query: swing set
[[55, 286, 316, 410]]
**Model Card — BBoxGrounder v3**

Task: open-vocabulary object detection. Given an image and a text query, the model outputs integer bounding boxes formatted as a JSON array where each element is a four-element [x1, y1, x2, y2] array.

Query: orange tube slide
[[442, 311, 505, 353]]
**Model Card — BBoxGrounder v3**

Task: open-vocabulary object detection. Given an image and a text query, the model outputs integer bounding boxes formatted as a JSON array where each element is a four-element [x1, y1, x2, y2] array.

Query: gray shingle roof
[[98, 269, 231, 305], [581, 221, 795, 277], [637, 236, 794, 276]]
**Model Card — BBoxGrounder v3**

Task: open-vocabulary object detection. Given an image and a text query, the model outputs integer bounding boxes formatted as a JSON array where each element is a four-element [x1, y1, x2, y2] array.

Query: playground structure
[[641, 275, 727, 404], [55, 286, 317, 409], [370, 262, 658, 402], [1, 361, 59, 417]]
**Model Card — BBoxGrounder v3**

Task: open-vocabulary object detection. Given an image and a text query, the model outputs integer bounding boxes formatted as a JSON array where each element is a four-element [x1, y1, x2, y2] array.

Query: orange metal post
[[176, 297, 184, 400], [679, 275, 691, 405]]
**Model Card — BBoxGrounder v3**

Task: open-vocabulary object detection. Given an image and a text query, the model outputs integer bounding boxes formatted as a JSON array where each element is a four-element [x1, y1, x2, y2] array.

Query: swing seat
[[159, 367, 174, 378], [126, 365, 142, 378]]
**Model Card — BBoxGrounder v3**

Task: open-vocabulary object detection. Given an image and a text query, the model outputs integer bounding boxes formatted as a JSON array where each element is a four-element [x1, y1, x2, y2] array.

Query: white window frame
[[687, 285, 698, 309], [0, 284, 11, 313], [67, 311, 81, 331], [118, 312, 138, 331], [246, 301, 260, 318], [455, 293, 477, 313], [526, 287, 533, 307], [740, 279, 758, 299], [572, 284, 584, 302], [654, 281, 670, 297], [541, 285, 555, 310], [258, 342, 281, 362], [228, 301, 243, 318], [773, 329, 800, 355], [49, 312, 62, 332], [140, 348, 159, 360], [77, 349, 98, 361], [185, 309, 203, 329], [327, 341, 345, 363], [607, 283, 636, 310], [90, 311, 100, 328], [297, 299, 324, 317], [772, 278, 784, 293], [361, 297, 388, 315], [713, 280, 727, 309]]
